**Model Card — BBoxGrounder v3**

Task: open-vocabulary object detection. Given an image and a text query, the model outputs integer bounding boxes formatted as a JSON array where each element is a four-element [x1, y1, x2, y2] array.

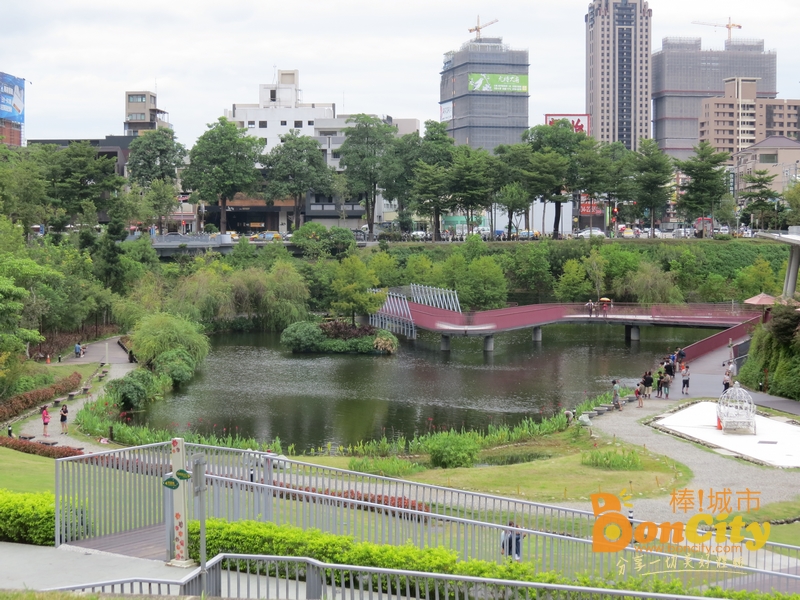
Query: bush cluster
[[104, 368, 171, 411], [320, 321, 376, 340], [0, 490, 55, 545], [0, 372, 81, 422], [0, 436, 84, 458], [281, 321, 398, 354], [10, 373, 55, 396], [426, 432, 481, 468], [348, 456, 426, 477]]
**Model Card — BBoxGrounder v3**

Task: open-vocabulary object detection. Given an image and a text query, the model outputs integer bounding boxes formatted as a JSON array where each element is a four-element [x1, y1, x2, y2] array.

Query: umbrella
[[599, 297, 612, 302], [744, 293, 776, 306]]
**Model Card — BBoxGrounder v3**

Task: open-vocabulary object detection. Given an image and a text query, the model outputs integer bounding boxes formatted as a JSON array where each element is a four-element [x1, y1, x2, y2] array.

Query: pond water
[[137, 324, 717, 450]]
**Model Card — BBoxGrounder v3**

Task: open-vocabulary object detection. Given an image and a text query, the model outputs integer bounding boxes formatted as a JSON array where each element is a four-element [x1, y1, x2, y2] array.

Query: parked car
[[576, 228, 606, 239], [249, 231, 282, 242], [410, 230, 427, 241], [672, 228, 691, 238], [642, 228, 663, 238], [622, 228, 635, 239], [719, 225, 730, 235], [518, 230, 541, 240]]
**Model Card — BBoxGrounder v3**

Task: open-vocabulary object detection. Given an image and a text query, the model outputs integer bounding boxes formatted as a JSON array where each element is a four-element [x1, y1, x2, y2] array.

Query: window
[[270, 90, 277, 102], [308, 120, 314, 126], [150, 95, 157, 105], [247, 121, 255, 128], [320, 131, 337, 136], [259, 121, 267, 128], [294, 120, 303, 128], [280, 120, 287, 126], [759, 154, 778, 164], [332, 151, 341, 159], [128, 94, 146, 103], [127, 113, 146, 121]]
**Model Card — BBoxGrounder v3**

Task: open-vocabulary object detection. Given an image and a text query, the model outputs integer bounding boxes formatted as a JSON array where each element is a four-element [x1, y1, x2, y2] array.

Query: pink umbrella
[[744, 293, 776, 306]]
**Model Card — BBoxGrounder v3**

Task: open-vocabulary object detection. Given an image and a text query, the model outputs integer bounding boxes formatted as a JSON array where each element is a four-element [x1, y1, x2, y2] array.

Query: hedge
[[187, 519, 800, 600], [0, 436, 84, 458], [0, 490, 55, 546], [0, 372, 82, 422]]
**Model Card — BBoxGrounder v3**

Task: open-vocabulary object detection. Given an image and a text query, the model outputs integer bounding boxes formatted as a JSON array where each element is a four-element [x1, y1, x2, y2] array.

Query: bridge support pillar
[[783, 245, 800, 298], [532, 326, 542, 342], [483, 335, 495, 353], [625, 325, 640, 342], [440, 335, 451, 352]]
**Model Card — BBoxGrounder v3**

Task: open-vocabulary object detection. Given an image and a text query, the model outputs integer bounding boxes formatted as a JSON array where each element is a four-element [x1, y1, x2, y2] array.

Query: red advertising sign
[[545, 114, 591, 135], [579, 194, 603, 216]]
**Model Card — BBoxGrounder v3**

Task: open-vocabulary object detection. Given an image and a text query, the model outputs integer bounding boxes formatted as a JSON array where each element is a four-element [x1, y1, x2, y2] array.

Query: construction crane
[[691, 17, 742, 41], [469, 16, 498, 41]]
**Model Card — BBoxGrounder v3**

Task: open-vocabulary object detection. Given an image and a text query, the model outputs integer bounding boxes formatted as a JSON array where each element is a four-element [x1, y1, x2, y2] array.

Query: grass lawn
[[0, 447, 55, 493], [291, 430, 690, 503]]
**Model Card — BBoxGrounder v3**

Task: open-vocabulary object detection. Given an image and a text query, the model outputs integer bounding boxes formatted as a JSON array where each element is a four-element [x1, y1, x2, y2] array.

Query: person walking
[[586, 300, 594, 317], [656, 370, 664, 398], [60, 404, 69, 434], [41, 406, 51, 437], [501, 521, 524, 562], [74, 342, 81, 358], [681, 364, 690, 395], [723, 370, 731, 392]]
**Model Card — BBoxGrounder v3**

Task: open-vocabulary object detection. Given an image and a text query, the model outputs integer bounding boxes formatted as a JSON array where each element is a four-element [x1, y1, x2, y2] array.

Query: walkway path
[[16, 336, 136, 454], [561, 343, 800, 523]]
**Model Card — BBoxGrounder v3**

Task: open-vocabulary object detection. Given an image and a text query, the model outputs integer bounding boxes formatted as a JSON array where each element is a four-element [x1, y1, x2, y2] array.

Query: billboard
[[546, 114, 590, 135], [0, 72, 25, 124], [440, 101, 453, 122], [468, 74, 528, 93]]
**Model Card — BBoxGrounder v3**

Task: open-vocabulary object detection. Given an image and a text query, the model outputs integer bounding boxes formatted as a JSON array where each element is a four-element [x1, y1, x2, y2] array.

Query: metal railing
[[183, 443, 597, 539], [55, 441, 171, 546], [48, 554, 800, 598]]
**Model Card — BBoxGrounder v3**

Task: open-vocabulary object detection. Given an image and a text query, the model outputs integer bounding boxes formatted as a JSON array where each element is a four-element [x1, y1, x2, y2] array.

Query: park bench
[[82, 386, 91, 394], [717, 382, 756, 434], [19, 435, 35, 441], [37, 440, 57, 446], [68, 392, 77, 400], [53, 399, 61, 406]]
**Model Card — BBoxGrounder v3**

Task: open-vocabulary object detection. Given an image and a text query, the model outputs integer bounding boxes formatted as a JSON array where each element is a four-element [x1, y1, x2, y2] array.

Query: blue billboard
[[0, 72, 25, 124]]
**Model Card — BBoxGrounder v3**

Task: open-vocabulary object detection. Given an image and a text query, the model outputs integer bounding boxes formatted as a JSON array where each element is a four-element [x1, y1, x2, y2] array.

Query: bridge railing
[[682, 315, 761, 363], [562, 302, 760, 321]]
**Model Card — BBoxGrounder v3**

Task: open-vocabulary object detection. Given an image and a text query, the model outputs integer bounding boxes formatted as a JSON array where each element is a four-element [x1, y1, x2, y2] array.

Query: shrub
[[11, 373, 55, 396], [104, 368, 170, 411], [320, 320, 376, 340], [280, 321, 327, 353], [0, 437, 84, 458], [426, 432, 480, 469], [0, 490, 55, 545], [580, 449, 643, 470], [0, 372, 81, 422], [378, 232, 402, 242]]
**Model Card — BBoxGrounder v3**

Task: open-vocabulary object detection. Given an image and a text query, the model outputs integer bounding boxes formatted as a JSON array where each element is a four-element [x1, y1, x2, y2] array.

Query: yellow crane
[[691, 17, 742, 41], [469, 16, 498, 40]]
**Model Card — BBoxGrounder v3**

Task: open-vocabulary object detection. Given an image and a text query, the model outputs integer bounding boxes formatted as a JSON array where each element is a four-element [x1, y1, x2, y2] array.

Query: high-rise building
[[124, 91, 171, 136], [585, 0, 652, 151], [699, 77, 800, 160], [439, 37, 529, 152], [652, 38, 777, 160], [0, 72, 25, 147]]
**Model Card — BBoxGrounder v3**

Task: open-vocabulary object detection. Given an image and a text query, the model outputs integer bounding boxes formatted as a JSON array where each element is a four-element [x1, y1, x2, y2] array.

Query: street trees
[[338, 114, 396, 240], [127, 128, 187, 187], [523, 120, 586, 237], [528, 150, 569, 237], [632, 139, 674, 237], [496, 182, 529, 239], [674, 142, 730, 227], [739, 169, 780, 231], [182, 118, 265, 234], [449, 146, 493, 236], [263, 130, 332, 232]]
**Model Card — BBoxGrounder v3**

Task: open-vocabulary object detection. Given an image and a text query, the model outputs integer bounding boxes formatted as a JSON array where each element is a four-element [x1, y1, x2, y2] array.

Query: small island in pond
[[280, 321, 398, 354]]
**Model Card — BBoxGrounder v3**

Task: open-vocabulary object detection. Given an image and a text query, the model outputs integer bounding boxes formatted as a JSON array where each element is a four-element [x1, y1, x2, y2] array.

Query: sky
[[4, 0, 800, 148]]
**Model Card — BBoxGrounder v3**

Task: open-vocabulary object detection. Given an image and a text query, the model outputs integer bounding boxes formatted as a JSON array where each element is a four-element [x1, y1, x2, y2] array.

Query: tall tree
[[145, 178, 179, 233], [494, 143, 534, 230], [338, 114, 397, 240], [448, 146, 494, 237], [496, 182, 529, 239], [674, 142, 730, 226], [528, 150, 569, 237], [127, 128, 187, 187], [330, 256, 385, 325], [411, 162, 452, 240], [263, 130, 332, 231], [182, 117, 265, 234], [739, 169, 780, 231], [523, 120, 587, 236], [632, 139, 674, 236]]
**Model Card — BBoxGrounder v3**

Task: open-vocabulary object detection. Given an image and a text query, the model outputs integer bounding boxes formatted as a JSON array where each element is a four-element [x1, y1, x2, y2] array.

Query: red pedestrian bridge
[[370, 285, 761, 356]]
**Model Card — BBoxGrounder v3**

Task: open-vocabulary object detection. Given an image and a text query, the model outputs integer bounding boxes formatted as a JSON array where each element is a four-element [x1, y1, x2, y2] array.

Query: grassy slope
[[0, 448, 55, 493]]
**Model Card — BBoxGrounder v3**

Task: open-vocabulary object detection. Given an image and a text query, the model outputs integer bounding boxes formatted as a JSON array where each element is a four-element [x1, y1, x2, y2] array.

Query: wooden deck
[[67, 523, 167, 561]]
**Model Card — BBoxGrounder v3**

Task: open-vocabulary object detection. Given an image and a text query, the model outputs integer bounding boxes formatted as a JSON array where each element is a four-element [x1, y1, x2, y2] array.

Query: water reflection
[[138, 324, 717, 450]]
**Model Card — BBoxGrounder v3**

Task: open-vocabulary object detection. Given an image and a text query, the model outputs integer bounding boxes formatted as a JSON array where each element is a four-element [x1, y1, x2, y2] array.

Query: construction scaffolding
[[652, 37, 777, 159]]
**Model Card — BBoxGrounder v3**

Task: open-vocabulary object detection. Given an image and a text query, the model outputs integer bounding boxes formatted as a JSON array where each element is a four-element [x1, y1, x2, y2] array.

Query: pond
[[137, 324, 717, 450]]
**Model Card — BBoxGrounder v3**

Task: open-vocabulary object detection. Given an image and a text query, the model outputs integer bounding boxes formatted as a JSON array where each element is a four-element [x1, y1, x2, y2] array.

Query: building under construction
[[439, 34, 529, 152], [652, 37, 777, 160]]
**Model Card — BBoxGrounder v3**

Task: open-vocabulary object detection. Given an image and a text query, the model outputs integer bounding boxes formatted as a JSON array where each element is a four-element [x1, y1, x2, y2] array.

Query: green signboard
[[468, 74, 528, 93], [163, 477, 180, 490], [176, 469, 191, 481]]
